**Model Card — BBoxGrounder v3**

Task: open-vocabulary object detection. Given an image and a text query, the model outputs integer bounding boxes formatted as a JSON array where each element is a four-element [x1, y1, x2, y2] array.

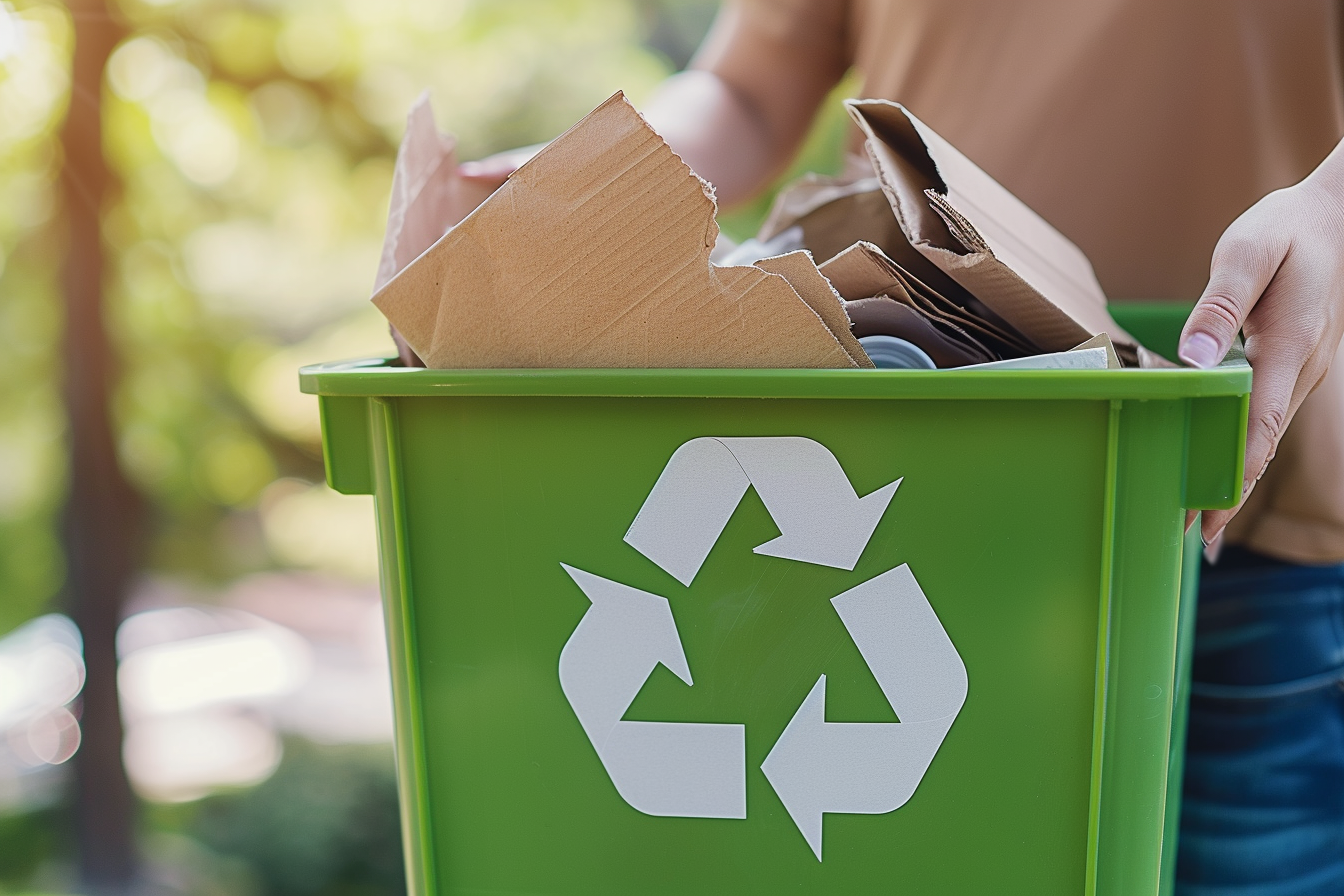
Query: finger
[[1178, 230, 1281, 368], [459, 145, 546, 183], [1198, 333, 1308, 546], [1203, 528, 1225, 564], [1185, 509, 1198, 534], [1244, 332, 1313, 485], [1199, 491, 1245, 549], [458, 158, 518, 183]]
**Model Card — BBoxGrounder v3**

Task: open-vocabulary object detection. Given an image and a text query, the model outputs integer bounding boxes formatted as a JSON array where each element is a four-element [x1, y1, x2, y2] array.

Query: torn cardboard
[[845, 297, 992, 368], [757, 161, 907, 266], [845, 99, 1137, 357], [820, 240, 1032, 361], [376, 92, 495, 366], [764, 170, 1038, 353], [753, 250, 871, 368], [373, 92, 859, 370], [1071, 333, 1122, 370]]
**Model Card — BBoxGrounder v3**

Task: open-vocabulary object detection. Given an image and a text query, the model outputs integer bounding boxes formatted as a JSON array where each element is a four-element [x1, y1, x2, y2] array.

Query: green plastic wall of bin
[[299, 302, 1249, 896]]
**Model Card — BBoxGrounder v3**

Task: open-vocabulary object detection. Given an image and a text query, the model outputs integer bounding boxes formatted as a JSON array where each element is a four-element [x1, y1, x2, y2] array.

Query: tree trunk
[[58, 1, 138, 890]]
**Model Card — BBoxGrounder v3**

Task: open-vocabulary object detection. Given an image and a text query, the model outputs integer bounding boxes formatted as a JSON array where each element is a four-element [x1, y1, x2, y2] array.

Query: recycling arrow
[[558, 564, 746, 818], [761, 564, 968, 859], [623, 437, 901, 586], [557, 436, 965, 859]]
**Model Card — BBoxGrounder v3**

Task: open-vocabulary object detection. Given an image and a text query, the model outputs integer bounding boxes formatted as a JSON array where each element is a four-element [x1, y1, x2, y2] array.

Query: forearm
[[642, 70, 782, 208], [464, 2, 846, 211], [641, 1, 847, 209]]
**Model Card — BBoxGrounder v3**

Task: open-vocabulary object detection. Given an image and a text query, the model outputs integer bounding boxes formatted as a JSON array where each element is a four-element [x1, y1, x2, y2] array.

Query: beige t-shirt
[[740, 0, 1344, 562]]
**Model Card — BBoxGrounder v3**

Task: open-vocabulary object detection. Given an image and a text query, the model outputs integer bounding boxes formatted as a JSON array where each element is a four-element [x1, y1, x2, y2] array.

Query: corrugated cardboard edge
[[376, 92, 499, 367], [819, 241, 913, 303], [376, 92, 497, 291], [373, 92, 857, 369], [754, 250, 873, 368], [1072, 333, 1122, 369], [845, 98, 1139, 355]]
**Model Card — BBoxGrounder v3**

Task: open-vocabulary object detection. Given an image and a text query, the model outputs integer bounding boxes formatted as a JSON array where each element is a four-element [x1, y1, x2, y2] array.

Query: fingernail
[[1178, 332, 1222, 369], [1202, 527, 1226, 563]]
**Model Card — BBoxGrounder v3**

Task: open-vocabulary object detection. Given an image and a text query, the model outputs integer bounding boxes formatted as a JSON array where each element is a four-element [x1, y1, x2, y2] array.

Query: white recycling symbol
[[558, 437, 968, 860]]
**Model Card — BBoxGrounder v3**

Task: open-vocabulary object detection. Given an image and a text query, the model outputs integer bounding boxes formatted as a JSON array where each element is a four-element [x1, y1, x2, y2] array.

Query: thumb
[[1178, 231, 1279, 368]]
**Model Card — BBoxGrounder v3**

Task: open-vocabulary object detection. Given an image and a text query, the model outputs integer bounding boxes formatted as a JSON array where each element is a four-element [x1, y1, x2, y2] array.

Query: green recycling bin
[[299, 303, 1249, 896]]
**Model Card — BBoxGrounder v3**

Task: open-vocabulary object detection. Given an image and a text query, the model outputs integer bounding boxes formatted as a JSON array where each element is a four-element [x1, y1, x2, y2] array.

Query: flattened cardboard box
[[374, 92, 862, 370], [846, 99, 1138, 357]]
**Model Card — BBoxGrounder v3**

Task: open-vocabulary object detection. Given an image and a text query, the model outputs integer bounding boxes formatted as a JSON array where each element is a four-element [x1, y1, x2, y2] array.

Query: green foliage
[[98, 0, 697, 586], [0, 2, 70, 633], [170, 740, 404, 896], [0, 0, 852, 620], [0, 5, 855, 890], [0, 0, 715, 622], [0, 807, 63, 888]]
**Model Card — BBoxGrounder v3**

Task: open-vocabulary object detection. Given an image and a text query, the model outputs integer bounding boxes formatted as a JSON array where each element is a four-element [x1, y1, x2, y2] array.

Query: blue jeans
[[1177, 548, 1344, 895]]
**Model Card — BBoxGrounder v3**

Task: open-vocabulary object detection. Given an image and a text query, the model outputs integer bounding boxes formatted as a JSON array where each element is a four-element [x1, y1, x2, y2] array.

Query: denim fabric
[[1177, 549, 1344, 895]]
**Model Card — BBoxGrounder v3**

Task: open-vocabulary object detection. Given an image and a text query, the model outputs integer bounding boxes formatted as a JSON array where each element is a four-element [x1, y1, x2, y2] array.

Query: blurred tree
[[0, 1, 862, 890], [99, 0, 700, 587], [59, 0, 139, 889], [2, 0, 724, 638]]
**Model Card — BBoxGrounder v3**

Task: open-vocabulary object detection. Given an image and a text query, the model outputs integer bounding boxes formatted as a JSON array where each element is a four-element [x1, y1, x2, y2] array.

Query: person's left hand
[[1179, 167, 1344, 550], [458, 145, 546, 192]]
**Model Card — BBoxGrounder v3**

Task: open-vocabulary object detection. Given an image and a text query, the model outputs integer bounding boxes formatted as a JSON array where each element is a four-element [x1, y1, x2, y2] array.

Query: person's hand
[[1179, 170, 1344, 548], [458, 145, 545, 192]]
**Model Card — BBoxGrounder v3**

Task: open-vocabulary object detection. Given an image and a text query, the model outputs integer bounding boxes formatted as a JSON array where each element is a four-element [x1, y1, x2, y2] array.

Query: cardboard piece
[[713, 227, 806, 267], [818, 240, 913, 304], [376, 92, 495, 366], [845, 100, 1138, 356], [820, 241, 1031, 361], [962, 347, 1111, 371], [760, 173, 969, 309], [1071, 333, 1123, 370], [753, 251, 872, 368], [846, 298, 991, 368], [373, 92, 859, 370], [758, 169, 907, 267]]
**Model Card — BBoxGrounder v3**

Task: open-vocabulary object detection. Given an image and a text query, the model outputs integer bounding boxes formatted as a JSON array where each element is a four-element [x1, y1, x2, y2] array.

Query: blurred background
[[0, 1, 852, 893]]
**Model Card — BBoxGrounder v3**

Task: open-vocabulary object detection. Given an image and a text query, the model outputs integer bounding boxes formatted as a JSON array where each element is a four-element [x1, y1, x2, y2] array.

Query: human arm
[[461, 0, 849, 207], [1178, 138, 1344, 547]]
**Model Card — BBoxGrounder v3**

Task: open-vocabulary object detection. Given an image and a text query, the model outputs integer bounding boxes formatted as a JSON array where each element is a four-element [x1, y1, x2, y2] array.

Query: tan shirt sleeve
[[711, 0, 852, 77]]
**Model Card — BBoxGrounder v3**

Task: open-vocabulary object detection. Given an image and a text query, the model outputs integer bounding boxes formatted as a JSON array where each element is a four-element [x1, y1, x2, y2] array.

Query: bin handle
[[318, 395, 375, 495], [1183, 391, 1249, 510]]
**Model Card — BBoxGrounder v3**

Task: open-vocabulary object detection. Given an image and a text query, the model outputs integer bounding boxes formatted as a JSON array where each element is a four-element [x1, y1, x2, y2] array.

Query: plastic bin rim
[[299, 356, 1251, 401]]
